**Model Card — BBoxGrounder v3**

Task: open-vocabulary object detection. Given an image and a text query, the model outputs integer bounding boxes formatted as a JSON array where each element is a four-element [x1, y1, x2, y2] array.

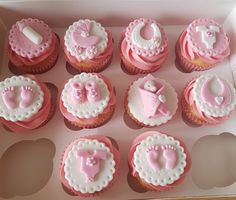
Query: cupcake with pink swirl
[[8, 18, 60, 74], [60, 134, 120, 197], [182, 74, 236, 125], [120, 18, 169, 75], [64, 19, 114, 73], [176, 18, 230, 72], [128, 131, 191, 192]]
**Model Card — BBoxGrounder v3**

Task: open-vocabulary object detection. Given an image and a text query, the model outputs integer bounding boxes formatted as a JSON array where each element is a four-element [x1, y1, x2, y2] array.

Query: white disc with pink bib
[[192, 74, 236, 117], [63, 139, 116, 194], [0, 76, 44, 122], [133, 133, 187, 187], [64, 19, 108, 61]]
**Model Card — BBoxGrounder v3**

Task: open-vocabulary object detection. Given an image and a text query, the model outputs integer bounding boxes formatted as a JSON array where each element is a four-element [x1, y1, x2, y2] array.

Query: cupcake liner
[[9, 34, 60, 74], [69, 105, 115, 129], [175, 39, 214, 72]]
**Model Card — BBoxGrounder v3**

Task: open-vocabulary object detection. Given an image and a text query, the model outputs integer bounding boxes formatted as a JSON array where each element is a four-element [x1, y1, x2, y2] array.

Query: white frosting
[[64, 19, 108, 62], [0, 76, 44, 122], [193, 74, 236, 117], [64, 139, 116, 194], [133, 133, 187, 186], [131, 22, 162, 50], [61, 73, 110, 118], [127, 77, 178, 126]]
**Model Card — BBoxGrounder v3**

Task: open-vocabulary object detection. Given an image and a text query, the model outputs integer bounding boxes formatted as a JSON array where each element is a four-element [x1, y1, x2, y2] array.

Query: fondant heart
[[215, 96, 224, 105]]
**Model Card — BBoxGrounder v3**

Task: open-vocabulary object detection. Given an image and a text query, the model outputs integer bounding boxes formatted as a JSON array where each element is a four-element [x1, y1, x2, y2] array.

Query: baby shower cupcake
[[125, 74, 178, 127], [8, 18, 60, 74], [59, 73, 116, 128], [176, 18, 230, 72], [0, 75, 52, 132], [128, 131, 191, 192], [64, 19, 114, 73], [182, 74, 236, 125], [120, 18, 169, 74], [60, 134, 120, 197]]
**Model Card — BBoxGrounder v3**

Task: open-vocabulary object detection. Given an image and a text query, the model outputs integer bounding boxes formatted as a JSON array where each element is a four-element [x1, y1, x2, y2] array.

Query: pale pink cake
[[182, 74, 236, 125], [64, 19, 114, 73], [8, 18, 59, 74], [120, 18, 169, 74], [60, 135, 120, 197], [0, 75, 52, 132], [176, 18, 230, 72], [129, 131, 191, 192]]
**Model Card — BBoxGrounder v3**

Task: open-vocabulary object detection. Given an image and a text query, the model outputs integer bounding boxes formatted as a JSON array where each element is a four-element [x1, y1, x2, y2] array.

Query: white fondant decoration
[[128, 77, 178, 126], [64, 139, 116, 194], [64, 19, 108, 62], [131, 22, 162, 50], [21, 26, 43, 45], [133, 133, 187, 186], [144, 80, 157, 92], [196, 25, 220, 49], [61, 73, 110, 118], [158, 94, 166, 103], [0, 76, 44, 122], [193, 74, 236, 117], [215, 96, 224, 105]]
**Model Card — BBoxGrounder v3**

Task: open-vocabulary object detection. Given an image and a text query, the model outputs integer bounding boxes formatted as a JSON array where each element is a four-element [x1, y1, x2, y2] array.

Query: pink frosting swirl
[[183, 78, 229, 124]]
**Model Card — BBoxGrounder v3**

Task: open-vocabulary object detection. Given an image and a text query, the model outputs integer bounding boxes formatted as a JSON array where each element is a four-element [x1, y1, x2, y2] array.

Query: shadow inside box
[[1, 82, 58, 133], [0, 139, 55, 198], [123, 111, 142, 130], [192, 132, 236, 189]]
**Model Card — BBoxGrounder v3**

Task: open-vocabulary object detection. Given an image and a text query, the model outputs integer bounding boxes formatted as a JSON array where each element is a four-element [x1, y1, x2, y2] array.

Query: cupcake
[[182, 74, 236, 125], [60, 134, 120, 197], [176, 18, 230, 72], [125, 74, 178, 127], [8, 18, 60, 74], [59, 73, 116, 128], [64, 19, 114, 73], [120, 18, 169, 75], [128, 131, 191, 192], [0, 75, 52, 132]]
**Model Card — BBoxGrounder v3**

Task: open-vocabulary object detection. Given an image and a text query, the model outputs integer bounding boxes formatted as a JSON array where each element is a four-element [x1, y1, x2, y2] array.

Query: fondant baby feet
[[72, 82, 86, 104], [85, 81, 101, 102], [146, 145, 161, 171], [161, 145, 177, 170], [1, 86, 17, 110], [20, 86, 34, 108]]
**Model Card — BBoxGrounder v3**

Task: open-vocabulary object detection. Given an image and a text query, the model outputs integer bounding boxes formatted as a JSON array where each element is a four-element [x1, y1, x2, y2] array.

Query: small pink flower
[[206, 30, 214, 37], [86, 156, 97, 166], [86, 45, 98, 59]]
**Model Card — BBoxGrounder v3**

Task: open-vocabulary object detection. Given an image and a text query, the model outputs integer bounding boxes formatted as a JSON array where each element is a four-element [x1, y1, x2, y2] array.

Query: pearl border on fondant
[[127, 76, 178, 126], [64, 19, 108, 62], [192, 74, 236, 117], [0, 76, 44, 122], [64, 139, 116, 194], [133, 133, 187, 187], [61, 73, 110, 118]]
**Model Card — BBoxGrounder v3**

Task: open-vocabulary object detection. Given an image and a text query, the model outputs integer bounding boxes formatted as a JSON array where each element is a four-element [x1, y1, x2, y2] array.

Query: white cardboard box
[[1, 0, 236, 199]]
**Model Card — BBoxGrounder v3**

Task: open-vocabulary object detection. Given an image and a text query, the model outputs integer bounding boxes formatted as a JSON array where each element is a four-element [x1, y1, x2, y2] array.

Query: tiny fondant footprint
[[161, 145, 177, 169], [20, 86, 34, 108], [1, 87, 17, 110], [146, 145, 161, 171]]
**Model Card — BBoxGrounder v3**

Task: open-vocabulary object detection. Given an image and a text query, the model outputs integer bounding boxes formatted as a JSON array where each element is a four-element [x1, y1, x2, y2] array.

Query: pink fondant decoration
[[145, 145, 161, 171], [8, 18, 53, 58], [20, 86, 34, 108], [186, 18, 230, 56], [139, 74, 171, 118], [72, 82, 86, 104], [161, 145, 177, 170], [72, 21, 100, 48], [201, 77, 231, 108], [77, 149, 108, 182], [1, 86, 17, 110], [85, 81, 101, 102], [125, 18, 168, 56]]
